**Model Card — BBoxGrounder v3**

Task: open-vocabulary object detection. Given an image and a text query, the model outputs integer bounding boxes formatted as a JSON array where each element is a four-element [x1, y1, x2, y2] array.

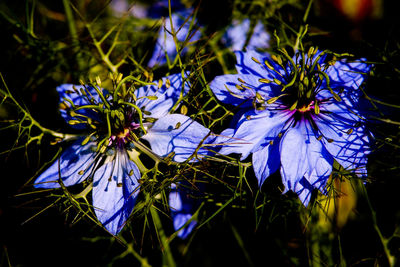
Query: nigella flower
[[147, 5, 201, 67], [210, 48, 372, 205], [221, 19, 270, 52], [34, 73, 214, 235]]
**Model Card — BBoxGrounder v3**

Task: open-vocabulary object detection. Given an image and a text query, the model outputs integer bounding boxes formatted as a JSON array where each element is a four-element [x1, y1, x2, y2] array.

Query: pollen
[[117, 128, 130, 139], [298, 105, 312, 113]]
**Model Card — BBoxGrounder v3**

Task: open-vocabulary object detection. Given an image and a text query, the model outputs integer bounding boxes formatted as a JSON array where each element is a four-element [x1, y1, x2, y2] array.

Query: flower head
[[211, 48, 372, 205], [148, 8, 201, 68], [35, 73, 214, 234]]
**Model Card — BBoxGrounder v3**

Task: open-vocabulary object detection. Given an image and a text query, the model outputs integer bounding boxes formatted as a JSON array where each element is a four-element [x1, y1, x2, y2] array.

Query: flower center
[[297, 101, 314, 113]]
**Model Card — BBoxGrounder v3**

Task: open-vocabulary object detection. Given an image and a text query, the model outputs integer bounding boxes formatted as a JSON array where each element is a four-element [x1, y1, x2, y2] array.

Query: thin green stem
[[62, 0, 84, 70], [150, 206, 176, 267], [361, 184, 396, 266]]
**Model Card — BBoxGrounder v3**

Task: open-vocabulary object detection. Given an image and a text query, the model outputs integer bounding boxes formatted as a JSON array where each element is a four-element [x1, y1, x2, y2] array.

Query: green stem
[[294, 0, 313, 51], [150, 206, 176, 267], [361, 184, 396, 266], [62, 0, 84, 70]]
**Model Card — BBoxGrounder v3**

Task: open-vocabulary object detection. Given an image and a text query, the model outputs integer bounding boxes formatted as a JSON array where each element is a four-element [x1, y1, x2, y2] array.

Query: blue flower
[[169, 182, 202, 239], [148, 8, 201, 67], [34, 73, 214, 235], [210, 49, 372, 205], [221, 19, 270, 52]]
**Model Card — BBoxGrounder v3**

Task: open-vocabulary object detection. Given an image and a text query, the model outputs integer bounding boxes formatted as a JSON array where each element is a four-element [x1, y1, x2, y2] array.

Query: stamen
[[259, 78, 272, 84], [251, 57, 261, 64]]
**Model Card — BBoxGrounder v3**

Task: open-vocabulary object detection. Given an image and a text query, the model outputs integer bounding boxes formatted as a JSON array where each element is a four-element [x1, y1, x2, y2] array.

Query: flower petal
[[57, 84, 108, 129], [280, 122, 331, 196], [279, 126, 309, 192], [92, 151, 141, 235], [169, 183, 199, 239], [234, 50, 286, 79], [252, 141, 280, 187], [148, 9, 201, 67], [327, 60, 371, 91], [216, 109, 289, 160], [209, 73, 277, 107], [222, 19, 270, 51], [143, 114, 214, 162], [135, 73, 190, 119], [315, 112, 370, 177], [34, 139, 97, 188]]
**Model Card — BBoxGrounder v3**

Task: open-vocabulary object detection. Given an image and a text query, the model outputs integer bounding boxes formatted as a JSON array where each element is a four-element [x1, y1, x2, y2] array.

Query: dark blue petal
[[57, 84, 108, 129], [135, 73, 190, 119], [34, 139, 97, 188], [148, 0, 185, 18], [143, 114, 215, 162], [92, 151, 141, 235]]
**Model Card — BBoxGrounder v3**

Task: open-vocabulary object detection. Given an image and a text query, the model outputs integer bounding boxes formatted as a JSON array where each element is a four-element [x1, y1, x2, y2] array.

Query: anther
[[258, 78, 271, 84], [273, 78, 282, 85], [238, 78, 246, 84], [264, 60, 274, 70], [251, 57, 261, 64]]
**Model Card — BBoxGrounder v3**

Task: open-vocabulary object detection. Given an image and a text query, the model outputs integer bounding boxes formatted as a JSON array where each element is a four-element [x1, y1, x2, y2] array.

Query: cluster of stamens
[[234, 47, 342, 122]]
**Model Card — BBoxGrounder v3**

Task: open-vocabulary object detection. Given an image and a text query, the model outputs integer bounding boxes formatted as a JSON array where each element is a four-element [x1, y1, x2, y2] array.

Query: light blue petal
[[92, 151, 141, 235], [314, 112, 370, 177], [292, 177, 314, 207], [169, 182, 200, 239], [222, 19, 270, 51], [305, 151, 333, 193], [217, 109, 289, 160], [57, 84, 108, 129], [326, 60, 371, 90], [148, 9, 201, 67], [252, 141, 280, 187], [173, 214, 197, 239], [209, 73, 276, 107], [294, 145, 334, 206], [143, 114, 214, 162], [34, 139, 97, 188], [280, 122, 331, 196], [134, 73, 190, 119], [279, 126, 309, 192], [234, 50, 286, 79]]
